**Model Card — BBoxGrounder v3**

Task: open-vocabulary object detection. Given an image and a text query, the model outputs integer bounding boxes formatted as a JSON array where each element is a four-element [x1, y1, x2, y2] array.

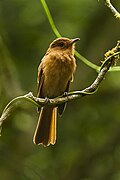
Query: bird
[[33, 37, 80, 146]]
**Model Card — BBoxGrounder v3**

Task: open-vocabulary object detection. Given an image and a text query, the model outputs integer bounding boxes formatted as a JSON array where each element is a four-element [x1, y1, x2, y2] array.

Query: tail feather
[[33, 107, 57, 146], [49, 108, 57, 144]]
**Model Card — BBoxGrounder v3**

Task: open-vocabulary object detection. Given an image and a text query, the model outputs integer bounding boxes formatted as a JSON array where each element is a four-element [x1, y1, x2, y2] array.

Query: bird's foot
[[63, 92, 68, 97], [44, 97, 50, 104]]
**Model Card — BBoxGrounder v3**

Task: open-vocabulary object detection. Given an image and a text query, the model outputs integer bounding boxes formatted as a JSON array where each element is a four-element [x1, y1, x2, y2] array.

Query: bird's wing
[[37, 64, 44, 98], [58, 79, 71, 116]]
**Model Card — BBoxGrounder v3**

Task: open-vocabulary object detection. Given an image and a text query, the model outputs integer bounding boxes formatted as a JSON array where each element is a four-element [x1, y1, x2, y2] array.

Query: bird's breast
[[41, 53, 76, 98]]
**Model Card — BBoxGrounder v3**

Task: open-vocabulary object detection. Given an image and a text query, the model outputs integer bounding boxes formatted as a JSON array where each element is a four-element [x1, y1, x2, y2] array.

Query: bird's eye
[[51, 41, 65, 48], [58, 42, 64, 47]]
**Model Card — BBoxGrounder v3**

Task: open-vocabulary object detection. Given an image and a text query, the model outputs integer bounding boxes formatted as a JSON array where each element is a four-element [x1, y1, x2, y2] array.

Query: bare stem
[[104, 0, 120, 19]]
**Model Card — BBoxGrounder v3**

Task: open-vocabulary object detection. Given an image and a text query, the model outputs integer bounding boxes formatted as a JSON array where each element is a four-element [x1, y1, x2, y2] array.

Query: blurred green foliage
[[0, 0, 120, 180]]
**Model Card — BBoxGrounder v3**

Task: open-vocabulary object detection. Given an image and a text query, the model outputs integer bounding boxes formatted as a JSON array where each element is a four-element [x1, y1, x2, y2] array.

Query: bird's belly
[[42, 59, 73, 98]]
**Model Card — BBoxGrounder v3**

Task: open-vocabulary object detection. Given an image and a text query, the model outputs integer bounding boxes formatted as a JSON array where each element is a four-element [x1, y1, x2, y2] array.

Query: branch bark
[[104, 0, 120, 19]]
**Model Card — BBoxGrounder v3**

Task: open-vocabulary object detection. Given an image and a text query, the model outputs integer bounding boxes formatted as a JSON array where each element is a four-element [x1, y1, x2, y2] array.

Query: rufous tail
[[33, 107, 57, 146]]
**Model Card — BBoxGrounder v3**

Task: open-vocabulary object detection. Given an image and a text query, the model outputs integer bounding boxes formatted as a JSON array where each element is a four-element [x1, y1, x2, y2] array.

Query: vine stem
[[75, 51, 100, 71], [40, 0, 61, 37]]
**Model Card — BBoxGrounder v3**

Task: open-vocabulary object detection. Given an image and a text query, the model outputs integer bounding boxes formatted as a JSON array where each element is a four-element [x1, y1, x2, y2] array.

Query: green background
[[0, 0, 120, 179]]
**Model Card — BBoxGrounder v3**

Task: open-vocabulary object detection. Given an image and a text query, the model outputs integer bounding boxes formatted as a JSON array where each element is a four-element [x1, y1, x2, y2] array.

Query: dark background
[[0, 0, 120, 179]]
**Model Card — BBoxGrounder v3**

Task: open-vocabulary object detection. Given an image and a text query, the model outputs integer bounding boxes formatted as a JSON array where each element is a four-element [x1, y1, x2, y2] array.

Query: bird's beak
[[71, 38, 80, 44]]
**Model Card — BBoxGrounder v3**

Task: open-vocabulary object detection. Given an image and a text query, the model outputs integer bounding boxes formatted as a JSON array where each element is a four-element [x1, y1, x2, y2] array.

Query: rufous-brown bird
[[33, 37, 80, 146]]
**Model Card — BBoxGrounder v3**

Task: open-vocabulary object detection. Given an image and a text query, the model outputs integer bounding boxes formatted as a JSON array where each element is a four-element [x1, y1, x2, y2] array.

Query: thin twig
[[104, 0, 120, 19]]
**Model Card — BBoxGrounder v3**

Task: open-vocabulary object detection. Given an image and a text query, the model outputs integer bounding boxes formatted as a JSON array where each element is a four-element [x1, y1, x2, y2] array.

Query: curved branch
[[104, 0, 120, 19], [0, 41, 119, 133]]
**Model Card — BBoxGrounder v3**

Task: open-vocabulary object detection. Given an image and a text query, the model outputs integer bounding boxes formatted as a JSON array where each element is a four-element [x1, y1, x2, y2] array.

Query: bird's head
[[48, 37, 80, 55]]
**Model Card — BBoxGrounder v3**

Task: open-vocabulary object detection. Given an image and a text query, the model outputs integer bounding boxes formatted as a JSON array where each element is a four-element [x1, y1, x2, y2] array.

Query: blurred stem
[[0, 36, 23, 97], [105, 0, 120, 19], [110, 66, 120, 72], [75, 50, 100, 71], [40, 0, 61, 37]]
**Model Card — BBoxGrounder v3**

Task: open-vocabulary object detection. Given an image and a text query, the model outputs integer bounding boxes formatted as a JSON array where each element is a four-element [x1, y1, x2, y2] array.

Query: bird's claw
[[63, 92, 68, 97], [45, 97, 50, 104]]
